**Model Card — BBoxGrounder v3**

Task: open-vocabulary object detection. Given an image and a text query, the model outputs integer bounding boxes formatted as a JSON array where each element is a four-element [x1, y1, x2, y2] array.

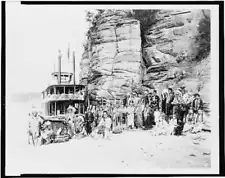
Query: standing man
[[191, 93, 204, 123], [143, 91, 149, 106], [161, 89, 168, 114], [166, 88, 175, 117], [28, 106, 44, 146], [84, 106, 94, 135], [172, 90, 185, 135], [151, 90, 160, 111], [143, 103, 152, 129], [148, 91, 153, 107], [66, 105, 77, 138]]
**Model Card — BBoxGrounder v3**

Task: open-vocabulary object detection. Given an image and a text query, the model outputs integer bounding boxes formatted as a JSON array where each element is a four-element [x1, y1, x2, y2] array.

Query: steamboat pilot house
[[41, 50, 86, 118]]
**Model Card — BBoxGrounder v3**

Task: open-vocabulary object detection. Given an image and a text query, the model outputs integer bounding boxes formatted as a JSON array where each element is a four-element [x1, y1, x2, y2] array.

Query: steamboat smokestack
[[73, 51, 76, 85], [58, 50, 62, 84]]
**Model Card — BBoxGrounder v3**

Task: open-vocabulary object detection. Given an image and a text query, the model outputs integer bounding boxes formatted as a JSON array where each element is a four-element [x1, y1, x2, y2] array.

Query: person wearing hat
[[66, 105, 78, 137], [28, 106, 44, 146], [66, 105, 77, 123], [67, 105, 77, 114], [191, 93, 203, 123]]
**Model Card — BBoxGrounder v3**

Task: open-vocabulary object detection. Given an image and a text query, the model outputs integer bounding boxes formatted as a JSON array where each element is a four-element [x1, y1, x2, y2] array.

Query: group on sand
[[28, 86, 205, 146]]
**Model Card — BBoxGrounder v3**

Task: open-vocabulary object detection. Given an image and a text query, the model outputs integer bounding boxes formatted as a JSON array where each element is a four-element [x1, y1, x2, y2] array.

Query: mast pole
[[73, 51, 76, 85], [58, 50, 62, 84], [68, 42, 70, 62]]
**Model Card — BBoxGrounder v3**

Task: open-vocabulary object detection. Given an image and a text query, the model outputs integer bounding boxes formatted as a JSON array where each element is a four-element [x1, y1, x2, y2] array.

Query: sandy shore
[[5, 102, 211, 175]]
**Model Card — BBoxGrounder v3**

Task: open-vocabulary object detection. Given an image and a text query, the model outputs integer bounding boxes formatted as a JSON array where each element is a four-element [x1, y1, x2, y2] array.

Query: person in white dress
[[94, 110, 112, 139], [127, 102, 135, 129]]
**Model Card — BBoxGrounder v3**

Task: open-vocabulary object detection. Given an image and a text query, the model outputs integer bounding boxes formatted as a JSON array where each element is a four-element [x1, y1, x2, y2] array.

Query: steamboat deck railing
[[43, 93, 85, 102]]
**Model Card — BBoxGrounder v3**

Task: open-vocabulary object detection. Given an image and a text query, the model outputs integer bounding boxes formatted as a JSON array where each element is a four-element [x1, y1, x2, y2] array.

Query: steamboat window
[[65, 86, 74, 94], [56, 86, 64, 94], [50, 87, 54, 94]]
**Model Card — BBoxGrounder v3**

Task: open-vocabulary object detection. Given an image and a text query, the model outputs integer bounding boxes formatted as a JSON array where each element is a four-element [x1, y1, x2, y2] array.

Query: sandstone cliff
[[80, 9, 210, 106], [80, 10, 142, 98], [143, 10, 210, 92]]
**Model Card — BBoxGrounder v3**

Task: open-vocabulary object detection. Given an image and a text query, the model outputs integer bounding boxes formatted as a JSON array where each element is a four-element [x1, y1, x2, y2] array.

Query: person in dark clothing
[[143, 92, 149, 106], [84, 107, 94, 135], [123, 96, 127, 107], [173, 104, 185, 135], [161, 91, 167, 114], [151, 90, 160, 111], [172, 91, 185, 135], [166, 88, 175, 117], [191, 93, 204, 123]]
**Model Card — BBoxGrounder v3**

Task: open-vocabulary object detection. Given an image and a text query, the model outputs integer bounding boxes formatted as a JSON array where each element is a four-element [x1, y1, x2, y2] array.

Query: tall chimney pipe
[[73, 51, 76, 85], [58, 50, 62, 84]]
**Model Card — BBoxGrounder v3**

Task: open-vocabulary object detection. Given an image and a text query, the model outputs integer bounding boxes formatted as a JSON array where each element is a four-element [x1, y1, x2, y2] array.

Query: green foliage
[[132, 10, 158, 46], [194, 10, 210, 61]]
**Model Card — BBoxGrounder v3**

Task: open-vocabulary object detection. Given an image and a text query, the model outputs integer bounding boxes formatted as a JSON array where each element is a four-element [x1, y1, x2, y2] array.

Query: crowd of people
[[68, 86, 204, 138], [28, 86, 205, 145]]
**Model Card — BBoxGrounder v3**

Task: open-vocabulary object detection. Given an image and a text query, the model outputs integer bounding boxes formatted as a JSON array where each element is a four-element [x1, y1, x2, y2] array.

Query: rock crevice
[[80, 10, 142, 97], [80, 9, 210, 105]]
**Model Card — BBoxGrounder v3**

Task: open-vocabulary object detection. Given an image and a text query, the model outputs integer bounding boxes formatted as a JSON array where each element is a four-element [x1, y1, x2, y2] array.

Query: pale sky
[[6, 2, 89, 95]]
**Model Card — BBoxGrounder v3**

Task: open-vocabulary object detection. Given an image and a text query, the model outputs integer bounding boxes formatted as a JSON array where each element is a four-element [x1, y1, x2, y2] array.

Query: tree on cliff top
[[194, 10, 210, 62]]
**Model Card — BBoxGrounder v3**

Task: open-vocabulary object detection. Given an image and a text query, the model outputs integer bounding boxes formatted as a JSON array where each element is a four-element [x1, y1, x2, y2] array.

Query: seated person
[[91, 111, 112, 139]]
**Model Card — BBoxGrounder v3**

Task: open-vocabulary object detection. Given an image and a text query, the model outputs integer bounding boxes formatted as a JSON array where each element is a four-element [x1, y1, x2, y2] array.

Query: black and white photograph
[[4, 1, 221, 176]]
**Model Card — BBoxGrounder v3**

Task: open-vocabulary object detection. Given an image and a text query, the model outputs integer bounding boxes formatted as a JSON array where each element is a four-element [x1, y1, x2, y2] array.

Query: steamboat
[[41, 50, 88, 120], [29, 50, 91, 145]]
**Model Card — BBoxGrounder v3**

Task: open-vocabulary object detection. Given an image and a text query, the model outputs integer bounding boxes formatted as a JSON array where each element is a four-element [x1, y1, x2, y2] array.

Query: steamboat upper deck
[[41, 50, 88, 117]]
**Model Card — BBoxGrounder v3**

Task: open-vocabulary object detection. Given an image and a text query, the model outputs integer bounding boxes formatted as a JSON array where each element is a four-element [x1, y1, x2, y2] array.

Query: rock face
[[80, 10, 142, 97], [142, 10, 210, 103], [80, 9, 210, 106]]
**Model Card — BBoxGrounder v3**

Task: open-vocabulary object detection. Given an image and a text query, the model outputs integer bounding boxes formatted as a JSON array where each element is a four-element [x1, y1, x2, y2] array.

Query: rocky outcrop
[[80, 10, 142, 98], [80, 9, 210, 107], [142, 10, 210, 103]]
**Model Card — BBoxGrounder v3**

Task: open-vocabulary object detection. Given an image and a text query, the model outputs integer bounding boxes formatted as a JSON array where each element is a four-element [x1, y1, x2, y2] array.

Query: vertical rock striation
[[80, 9, 210, 106], [142, 10, 210, 97], [80, 10, 142, 98]]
